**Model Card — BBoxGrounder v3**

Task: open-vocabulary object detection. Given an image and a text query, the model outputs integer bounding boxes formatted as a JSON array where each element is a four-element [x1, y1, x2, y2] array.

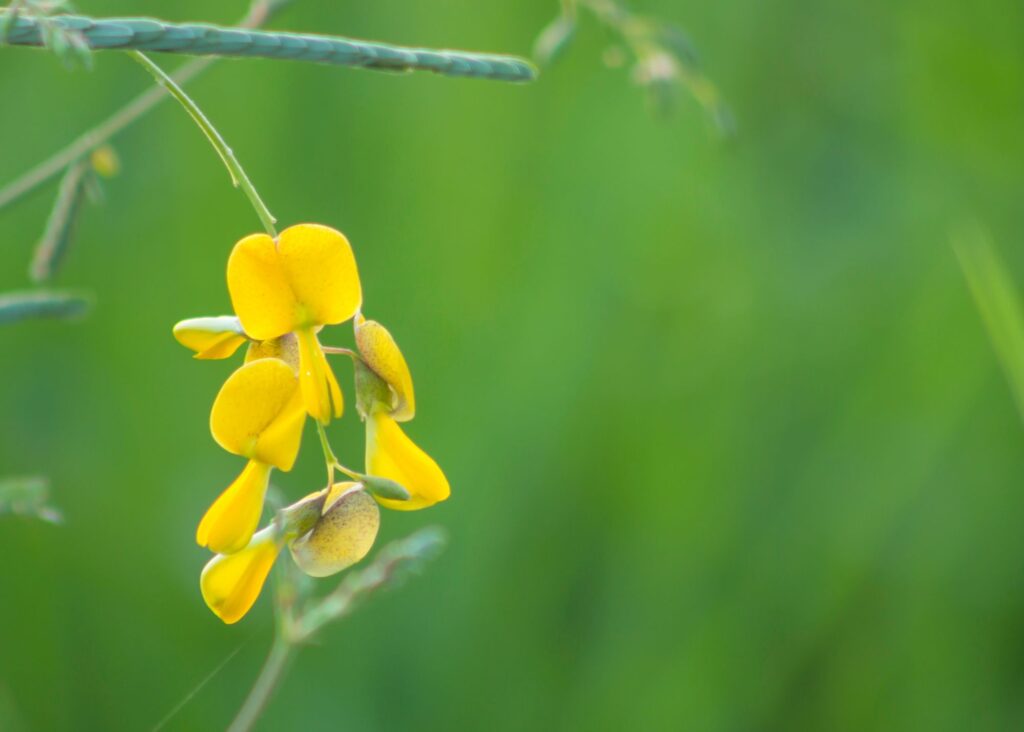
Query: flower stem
[[126, 50, 278, 236], [226, 635, 294, 732], [315, 421, 338, 488]]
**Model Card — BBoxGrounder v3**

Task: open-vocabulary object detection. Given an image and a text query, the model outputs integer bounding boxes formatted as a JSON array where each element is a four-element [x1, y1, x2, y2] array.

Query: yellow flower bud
[[172, 316, 248, 360], [354, 315, 415, 421], [289, 483, 380, 577]]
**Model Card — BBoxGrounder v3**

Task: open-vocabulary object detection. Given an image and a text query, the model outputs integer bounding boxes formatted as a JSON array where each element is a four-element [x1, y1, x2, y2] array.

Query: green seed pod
[[289, 485, 380, 578]]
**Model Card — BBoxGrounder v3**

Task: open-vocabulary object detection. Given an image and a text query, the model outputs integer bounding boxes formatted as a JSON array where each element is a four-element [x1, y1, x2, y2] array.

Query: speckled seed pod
[[289, 486, 380, 578]]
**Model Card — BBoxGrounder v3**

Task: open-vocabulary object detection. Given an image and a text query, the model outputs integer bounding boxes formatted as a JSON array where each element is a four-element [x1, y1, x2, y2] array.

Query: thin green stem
[[226, 635, 294, 732], [315, 421, 338, 488], [0, 0, 284, 212], [127, 50, 277, 236]]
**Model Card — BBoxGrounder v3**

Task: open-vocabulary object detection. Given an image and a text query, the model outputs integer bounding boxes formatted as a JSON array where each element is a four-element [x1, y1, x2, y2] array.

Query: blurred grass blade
[[953, 225, 1024, 419], [0, 290, 90, 325], [0, 476, 63, 524], [31, 159, 91, 282], [533, 12, 576, 67]]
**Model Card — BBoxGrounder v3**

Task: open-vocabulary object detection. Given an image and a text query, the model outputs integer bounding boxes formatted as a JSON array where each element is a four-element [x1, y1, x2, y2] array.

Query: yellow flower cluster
[[174, 223, 450, 623]]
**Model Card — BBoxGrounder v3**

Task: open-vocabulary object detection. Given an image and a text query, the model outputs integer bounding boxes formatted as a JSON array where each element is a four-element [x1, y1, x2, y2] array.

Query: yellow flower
[[172, 316, 248, 360], [197, 358, 305, 554], [354, 315, 415, 421], [201, 483, 380, 623], [227, 223, 361, 425], [200, 525, 281, 624], [365, 411, 450, 511], [289, 483, 380, 577]]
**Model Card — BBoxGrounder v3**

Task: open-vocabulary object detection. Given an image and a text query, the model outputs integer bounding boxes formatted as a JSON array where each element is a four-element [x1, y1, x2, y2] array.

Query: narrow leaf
[[31, 159, 91, 282], [0, 290, 90, 325], [953, 225, 1024, 420]]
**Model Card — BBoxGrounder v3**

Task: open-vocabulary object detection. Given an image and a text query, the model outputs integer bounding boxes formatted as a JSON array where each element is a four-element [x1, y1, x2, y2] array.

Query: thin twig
[[226, 636, 293, 732]]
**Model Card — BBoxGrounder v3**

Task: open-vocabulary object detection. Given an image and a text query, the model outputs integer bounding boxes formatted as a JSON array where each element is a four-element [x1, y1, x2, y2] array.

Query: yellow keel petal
[[366, 412, 450, 511], [196, 460, 271, 554], [297, 328, 343, 425]]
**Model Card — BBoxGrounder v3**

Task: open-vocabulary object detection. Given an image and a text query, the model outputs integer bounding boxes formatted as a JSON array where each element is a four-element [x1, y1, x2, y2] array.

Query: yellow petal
[[226, 225, 362, 339], [366, 412, 450, 511], [196, 459, 271, 554], [200, 526, 281, 624], [289, 484, 380, 577], [296, 328, 343, 425], [226, 233, 296, 340], [173, 316, 248, 360], [277, 224, 362, 327], [355, 316, 415, 421], [210, 358, 305, 469]]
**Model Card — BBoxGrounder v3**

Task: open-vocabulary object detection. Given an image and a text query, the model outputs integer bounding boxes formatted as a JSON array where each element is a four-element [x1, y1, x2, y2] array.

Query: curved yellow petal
[[288, 485, 379, 578], [277, 224, 362, 327], [196, 459, 271, 554], [227, 233, 296, 340], [210, 359, 305, 469], [173, 316, 248, 360], [296, 328, 343, 425], [200, 526, 281, 624], [355, 316, 415, 421], [365, 412, 450, 511]]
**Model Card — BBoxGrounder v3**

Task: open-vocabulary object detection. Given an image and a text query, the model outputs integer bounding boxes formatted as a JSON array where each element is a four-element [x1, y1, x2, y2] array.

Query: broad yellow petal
[[210, 358, 304, 468], [366, 412, 450, 511], [227, 233, 296, 340], [296, 328, 343, 425], [277, 224, 362, 327], [355, 316, 415, 421], [200, 526, 281, 624], [289, 485, 379, 577], [173, 316, 248, 360], [196, 459, 271, 554]]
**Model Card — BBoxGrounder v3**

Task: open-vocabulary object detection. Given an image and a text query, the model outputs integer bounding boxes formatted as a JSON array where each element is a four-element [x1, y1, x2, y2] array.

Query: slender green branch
[[128, 51, 277, 235], [0, 0, 286, 213], [1, 13, 537, 82], [226, 636, 293, 732]]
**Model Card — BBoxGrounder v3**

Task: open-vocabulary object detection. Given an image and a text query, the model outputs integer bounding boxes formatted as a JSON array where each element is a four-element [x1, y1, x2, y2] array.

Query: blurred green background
[[3, 0, 1024, 729]]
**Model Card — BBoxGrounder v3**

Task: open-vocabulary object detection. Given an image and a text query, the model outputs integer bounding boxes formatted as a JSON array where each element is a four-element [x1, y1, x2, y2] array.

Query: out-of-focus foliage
[[0, 476, 62, 524], [1, 0, 1024, 730]]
